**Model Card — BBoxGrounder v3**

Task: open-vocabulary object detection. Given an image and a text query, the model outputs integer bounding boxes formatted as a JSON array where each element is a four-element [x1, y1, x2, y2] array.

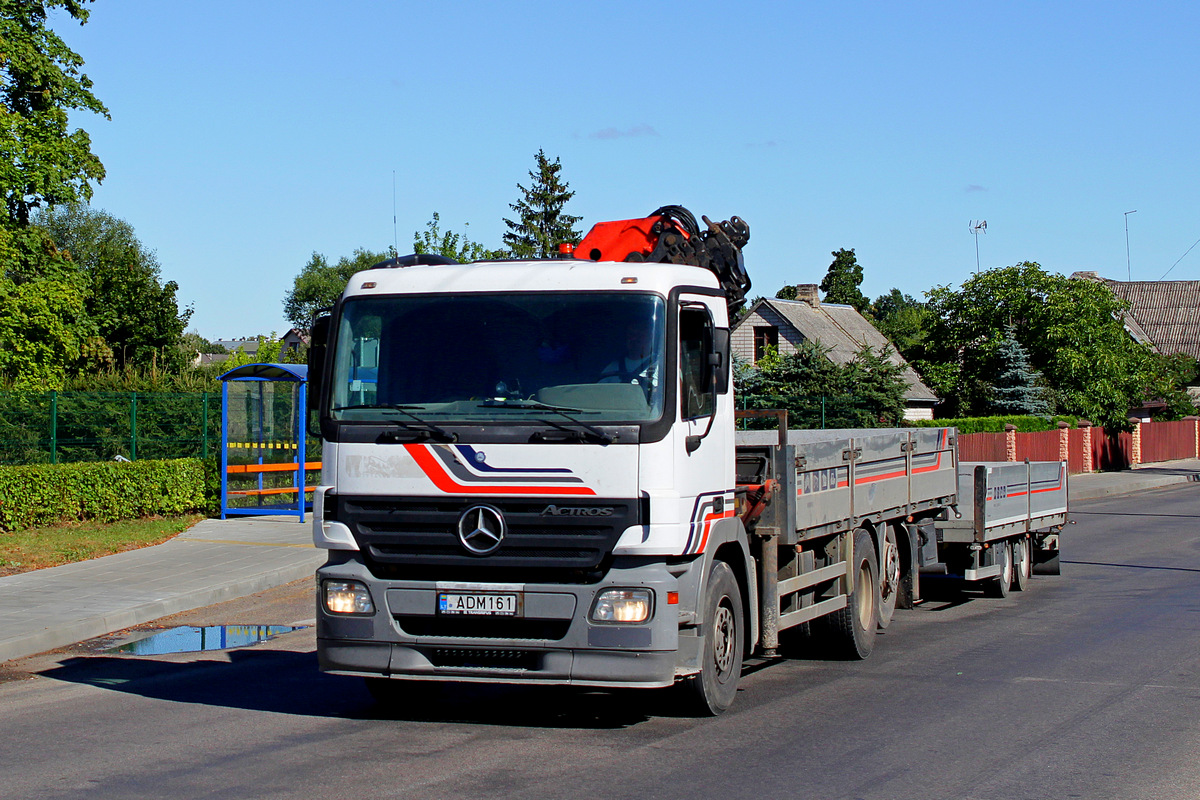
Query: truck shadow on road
[[37, 649, 682, 728]]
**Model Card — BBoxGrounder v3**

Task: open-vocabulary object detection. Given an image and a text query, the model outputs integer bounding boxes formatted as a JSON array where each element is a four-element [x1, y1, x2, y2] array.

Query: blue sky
[[54, 1, 1200, 340]]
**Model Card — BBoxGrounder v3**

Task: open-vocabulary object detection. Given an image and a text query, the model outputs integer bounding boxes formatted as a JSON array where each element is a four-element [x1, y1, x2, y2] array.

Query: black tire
[[683, 560, 744, 716], [987, 541, 1012, 598], [878, 524, 901, 629], [823, 528, 878, 660], [365, 676, 403, 705], [1012, 536, 1032, 591], [1033, 534, 1062, 575]]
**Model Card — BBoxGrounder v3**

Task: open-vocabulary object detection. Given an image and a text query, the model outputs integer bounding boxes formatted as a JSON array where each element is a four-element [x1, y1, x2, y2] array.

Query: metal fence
[[0, 391, 220, 465], [737, 394, 900, 429]]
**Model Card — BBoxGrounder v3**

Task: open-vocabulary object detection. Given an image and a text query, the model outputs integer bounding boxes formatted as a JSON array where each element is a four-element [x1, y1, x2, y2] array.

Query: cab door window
[[680, 306, 714, 419]]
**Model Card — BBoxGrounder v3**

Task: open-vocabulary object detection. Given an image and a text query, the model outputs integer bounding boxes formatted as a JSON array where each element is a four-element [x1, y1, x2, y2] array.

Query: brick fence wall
[[957, 417, 1199, 474]]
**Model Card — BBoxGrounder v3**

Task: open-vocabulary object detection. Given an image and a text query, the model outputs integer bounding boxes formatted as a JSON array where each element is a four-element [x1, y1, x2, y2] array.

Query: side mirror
[[307, 314, 330, 414], [711, 328, 730, 394]]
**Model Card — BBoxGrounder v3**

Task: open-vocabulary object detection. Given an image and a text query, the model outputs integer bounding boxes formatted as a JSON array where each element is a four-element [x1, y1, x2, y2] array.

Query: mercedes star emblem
[[457, 505, 506, 555]]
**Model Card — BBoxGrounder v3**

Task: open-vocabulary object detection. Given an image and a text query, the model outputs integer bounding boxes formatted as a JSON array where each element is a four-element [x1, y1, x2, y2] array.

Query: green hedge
[[905, 415, 1079, 434], [0, 458, 207, 531]]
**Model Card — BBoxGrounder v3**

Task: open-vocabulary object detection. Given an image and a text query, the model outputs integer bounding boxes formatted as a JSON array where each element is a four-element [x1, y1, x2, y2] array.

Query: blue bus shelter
[[218, 363, 317, 522]]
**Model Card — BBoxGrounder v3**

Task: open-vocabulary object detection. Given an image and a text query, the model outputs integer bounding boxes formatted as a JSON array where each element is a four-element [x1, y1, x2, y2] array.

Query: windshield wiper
[[332, 403, 456, 442], [479, 399, 613, 445]]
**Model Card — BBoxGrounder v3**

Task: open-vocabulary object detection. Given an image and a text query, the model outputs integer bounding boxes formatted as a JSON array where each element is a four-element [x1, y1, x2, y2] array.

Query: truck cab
[[308, 257, 753, 710]]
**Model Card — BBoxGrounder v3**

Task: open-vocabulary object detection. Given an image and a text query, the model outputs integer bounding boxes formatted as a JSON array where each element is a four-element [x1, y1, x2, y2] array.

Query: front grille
[[397, 616, 571, 641], [333, 495, 639, 581], [427, 648, 539, 670]]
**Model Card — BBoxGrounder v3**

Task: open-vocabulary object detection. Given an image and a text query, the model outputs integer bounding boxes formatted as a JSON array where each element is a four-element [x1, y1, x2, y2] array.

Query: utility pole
[[1124, 210, 1137, 281]]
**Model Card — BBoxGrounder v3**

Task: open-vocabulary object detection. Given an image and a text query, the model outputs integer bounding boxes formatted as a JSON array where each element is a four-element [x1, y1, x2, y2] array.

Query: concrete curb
[[1071, 475, 1199, 502]]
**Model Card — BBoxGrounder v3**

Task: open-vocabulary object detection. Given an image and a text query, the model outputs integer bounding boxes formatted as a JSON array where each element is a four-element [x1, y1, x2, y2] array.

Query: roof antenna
[[969, 220, 987, 272], [392, 170, 399, 258], [1124, 210, 1136, 280]]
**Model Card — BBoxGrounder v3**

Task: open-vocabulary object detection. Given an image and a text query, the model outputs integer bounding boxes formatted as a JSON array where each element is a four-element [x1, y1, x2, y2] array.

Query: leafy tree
[[36, 203, 191, 370], [923, 262, 1194, 428], [775, 285, 799, 301], [870, 288, 936, 363], [0, 273, 87, 388], [502, 149, 581, 258], [988, 326, 1052, 415], [283, 247, 388, 332], [0, 221, 97, 386], [413, 212, 502, 262], [221, 332, 303, 370], [0, 0, 109, 226], [819, 248, 868, 313]]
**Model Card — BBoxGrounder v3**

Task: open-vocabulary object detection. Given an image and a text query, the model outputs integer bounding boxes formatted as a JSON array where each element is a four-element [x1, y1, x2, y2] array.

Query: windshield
[[329, 292, 666, 424]]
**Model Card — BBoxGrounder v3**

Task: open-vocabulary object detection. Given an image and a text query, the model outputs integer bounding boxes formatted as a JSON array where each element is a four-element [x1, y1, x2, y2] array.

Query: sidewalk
[[2, 459, 1199, 666], [0, 517, 323, 664], [1070, 458, 1200, 500]]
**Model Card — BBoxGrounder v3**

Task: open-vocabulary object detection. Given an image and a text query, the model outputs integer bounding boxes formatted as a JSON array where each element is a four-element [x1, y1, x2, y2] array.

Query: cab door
[[673, 298, 734, 555]]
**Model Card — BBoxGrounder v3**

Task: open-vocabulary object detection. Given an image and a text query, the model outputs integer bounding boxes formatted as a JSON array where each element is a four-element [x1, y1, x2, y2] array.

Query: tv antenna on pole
[[969, 220, 987, 272], [1124, 210, 1136, 281]]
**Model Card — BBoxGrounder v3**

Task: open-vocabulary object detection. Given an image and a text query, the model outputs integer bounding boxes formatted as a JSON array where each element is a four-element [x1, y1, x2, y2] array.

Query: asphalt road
[[3, 485, 1200, 800]]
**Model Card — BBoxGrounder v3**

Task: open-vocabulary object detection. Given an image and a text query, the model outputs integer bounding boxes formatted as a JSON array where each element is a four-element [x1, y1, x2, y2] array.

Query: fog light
[[323, 580, 374, 614], [590, 588, 652, 623]]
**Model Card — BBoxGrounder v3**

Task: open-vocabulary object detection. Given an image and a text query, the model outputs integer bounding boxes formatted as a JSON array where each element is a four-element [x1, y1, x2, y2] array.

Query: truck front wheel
[[683, 560, 744, 715]]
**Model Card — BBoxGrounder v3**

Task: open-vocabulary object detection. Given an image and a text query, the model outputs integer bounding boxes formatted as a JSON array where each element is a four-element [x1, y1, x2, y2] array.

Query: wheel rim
[[1021, 539, 1032, 580], [712, 602, 735, 676], [881, 532, 900, 603], [1000, 543, 1012, 585], [856, 561, 875, 630]]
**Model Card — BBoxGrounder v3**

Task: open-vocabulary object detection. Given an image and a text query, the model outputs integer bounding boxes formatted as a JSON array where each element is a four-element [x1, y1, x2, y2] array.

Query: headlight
[[590, 588, 653, 624], [323, 580, 374, 614]]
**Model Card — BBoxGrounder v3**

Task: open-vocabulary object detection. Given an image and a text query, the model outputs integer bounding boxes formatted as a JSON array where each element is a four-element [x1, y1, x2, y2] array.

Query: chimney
[[795, 284, 820, 307]]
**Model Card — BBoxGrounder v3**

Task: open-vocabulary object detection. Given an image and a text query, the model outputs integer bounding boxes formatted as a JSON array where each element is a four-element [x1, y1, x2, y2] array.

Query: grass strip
[[0, 514, 203, 577]]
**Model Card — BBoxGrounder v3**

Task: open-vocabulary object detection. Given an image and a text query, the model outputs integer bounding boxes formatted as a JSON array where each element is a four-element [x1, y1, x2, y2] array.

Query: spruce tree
[[502, 149, 582, 258], [819, 248, 869, 313], [989, 326, 1053, 415]]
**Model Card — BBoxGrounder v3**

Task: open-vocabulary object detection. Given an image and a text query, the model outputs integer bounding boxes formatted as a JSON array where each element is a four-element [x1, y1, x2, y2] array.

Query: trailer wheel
[[684, 560, 744, 716], [822, 528, 878, 659], [987, 541, 1013, 598], [1012, 536, 1032, 591], [1032, 533, 1061, 575], [878, 525, 901, 628]]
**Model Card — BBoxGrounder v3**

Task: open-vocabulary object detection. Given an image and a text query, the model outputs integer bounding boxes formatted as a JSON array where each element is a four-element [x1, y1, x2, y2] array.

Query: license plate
[[438, 592, 521, 617]]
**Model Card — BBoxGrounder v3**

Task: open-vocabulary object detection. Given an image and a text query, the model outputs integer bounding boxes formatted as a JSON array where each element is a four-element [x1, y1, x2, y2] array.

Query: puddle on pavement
[[106, 625, 307, 655]]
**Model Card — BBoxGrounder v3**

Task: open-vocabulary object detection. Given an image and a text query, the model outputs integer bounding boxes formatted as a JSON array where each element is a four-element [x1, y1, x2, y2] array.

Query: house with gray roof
[[732, 284, 939, 421], [1071, 272, 1200, 359]]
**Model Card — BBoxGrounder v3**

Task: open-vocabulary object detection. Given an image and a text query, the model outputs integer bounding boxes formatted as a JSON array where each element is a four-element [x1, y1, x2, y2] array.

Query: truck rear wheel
[[683, 560, 744, 716], [878, 524, 901, 628], [822, 528, 878, 660]]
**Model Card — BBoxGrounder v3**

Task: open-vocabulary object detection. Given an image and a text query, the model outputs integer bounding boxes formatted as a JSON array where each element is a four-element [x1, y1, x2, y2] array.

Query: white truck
[[306, 208, 1066, 714]]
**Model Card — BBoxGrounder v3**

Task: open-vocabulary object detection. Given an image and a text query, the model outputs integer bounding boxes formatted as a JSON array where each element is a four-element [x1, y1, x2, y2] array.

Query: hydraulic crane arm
[[573, 205, 752, 314]]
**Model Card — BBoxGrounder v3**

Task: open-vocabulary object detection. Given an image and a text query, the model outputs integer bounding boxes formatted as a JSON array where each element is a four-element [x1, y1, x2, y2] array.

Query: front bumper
[[316, 555, 686, 688]]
